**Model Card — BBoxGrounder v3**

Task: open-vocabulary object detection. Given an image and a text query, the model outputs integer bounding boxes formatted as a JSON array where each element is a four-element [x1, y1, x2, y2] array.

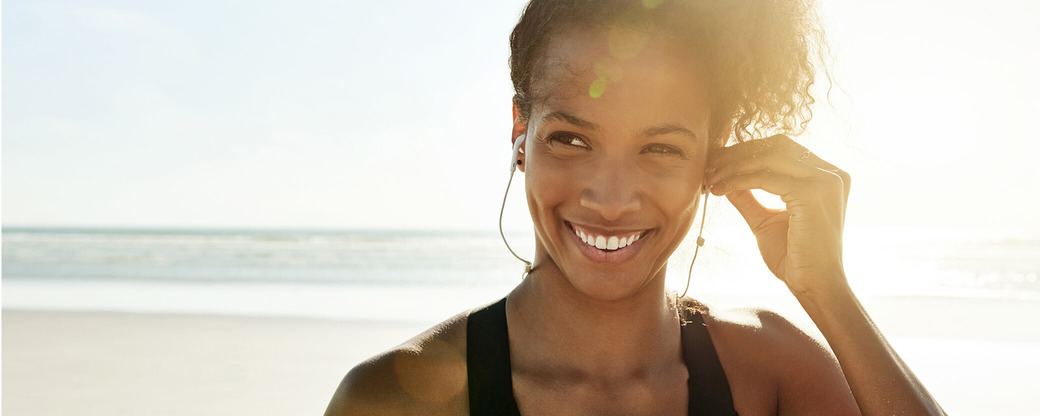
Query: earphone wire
[[679, 193, 708, 298], [499, 168, 532, 278]]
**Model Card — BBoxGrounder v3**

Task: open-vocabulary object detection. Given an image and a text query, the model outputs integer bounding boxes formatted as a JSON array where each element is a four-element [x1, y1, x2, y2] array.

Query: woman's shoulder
[[698, 302, 821, 350], [700, 304, 831, 370], [693, 300, 858, 413], [679, 297, 815, 349], [680, 299, 814, 381], [323, 305, 477, 416]]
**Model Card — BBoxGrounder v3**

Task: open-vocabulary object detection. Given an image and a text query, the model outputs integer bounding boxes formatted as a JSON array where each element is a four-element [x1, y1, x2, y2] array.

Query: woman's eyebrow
[[641, 124, 699, 142], [540, 110, 599, 131], [540, 111, 699, 142]]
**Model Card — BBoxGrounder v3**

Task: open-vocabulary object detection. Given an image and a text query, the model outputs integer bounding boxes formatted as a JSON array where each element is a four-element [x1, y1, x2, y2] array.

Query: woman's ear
[[511, 103, 528, 173]]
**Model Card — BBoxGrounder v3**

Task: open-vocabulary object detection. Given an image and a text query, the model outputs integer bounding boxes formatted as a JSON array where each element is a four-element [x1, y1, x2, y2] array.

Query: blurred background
[[4, 0, 1039, 414]]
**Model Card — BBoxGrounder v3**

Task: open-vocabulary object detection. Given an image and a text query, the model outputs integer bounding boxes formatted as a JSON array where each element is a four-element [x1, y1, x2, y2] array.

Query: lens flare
[[589, 78, 608, 98]]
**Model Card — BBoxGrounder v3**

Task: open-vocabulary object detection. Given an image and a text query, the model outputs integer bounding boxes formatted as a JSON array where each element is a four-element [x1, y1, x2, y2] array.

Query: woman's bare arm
[[795, 281, 946, 415], [706, 135, 945, 415]]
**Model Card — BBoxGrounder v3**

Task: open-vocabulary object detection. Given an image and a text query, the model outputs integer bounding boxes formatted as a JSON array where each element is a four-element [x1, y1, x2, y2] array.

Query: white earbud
[[510, 134, 527, 172]]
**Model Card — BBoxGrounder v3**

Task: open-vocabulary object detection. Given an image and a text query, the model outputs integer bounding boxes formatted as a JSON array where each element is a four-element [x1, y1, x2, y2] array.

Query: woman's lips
[[566, 222, 651, 263]]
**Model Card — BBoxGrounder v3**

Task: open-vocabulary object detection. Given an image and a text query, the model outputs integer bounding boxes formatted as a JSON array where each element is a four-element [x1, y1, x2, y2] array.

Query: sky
[[3, 0, 1040, 234]]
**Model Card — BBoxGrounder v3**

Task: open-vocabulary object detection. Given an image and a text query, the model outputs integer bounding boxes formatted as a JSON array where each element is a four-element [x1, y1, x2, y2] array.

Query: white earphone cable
[[499, 167, 532, 278], [679, 192, 708, 298]]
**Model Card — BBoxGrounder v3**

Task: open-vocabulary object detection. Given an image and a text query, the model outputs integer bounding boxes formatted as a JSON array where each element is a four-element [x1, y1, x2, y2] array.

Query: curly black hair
[[509, 0, 826, 143]]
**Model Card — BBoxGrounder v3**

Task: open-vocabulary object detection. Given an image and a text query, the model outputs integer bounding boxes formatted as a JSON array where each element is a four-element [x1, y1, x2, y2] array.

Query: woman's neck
[[505, 254, 684, 382]]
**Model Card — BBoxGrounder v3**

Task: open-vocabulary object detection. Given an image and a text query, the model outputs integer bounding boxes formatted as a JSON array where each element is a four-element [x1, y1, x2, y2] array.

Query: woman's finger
[[706, 150, 817, 187], [782, 144, 852, 205], [766, 136, 852, 205], [710, 135, 816, 170], [710, 170, 801, 199], [708, 138, 771, 169], [708, 135, 851, 205], [725, 189, 777, 230]]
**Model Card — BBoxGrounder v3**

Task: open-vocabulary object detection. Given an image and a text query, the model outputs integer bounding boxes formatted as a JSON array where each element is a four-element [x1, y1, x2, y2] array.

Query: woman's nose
[[579, 160, 642, 222]]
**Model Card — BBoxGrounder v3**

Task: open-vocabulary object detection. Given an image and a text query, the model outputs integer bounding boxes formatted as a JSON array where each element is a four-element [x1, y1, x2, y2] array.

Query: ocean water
[[3, 227, 1039, 322]]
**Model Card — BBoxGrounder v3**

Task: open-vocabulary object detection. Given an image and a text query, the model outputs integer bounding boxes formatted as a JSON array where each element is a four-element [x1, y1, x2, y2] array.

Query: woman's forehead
[[529, 27, 712, 127]]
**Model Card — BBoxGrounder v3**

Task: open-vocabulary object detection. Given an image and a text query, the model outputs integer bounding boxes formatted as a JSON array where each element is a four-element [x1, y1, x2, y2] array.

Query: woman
[[326, 0, 946, 414]]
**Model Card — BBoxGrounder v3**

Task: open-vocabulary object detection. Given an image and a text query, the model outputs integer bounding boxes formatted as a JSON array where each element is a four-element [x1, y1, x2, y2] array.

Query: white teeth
[[573, 226, 645, 252]]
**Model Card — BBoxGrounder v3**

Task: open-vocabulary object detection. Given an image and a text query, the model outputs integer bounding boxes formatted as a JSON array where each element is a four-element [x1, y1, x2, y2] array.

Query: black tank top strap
[[466, 298, 521, 416], [682, 311, 739, 415]]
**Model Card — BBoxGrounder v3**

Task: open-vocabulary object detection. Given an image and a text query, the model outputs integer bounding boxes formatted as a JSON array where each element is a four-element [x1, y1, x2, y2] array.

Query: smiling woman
[[324, 0, 946, 415], [517, 26, 714, 303]]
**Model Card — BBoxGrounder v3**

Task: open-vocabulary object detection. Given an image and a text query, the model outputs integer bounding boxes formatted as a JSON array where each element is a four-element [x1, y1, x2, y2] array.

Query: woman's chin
[[550, 262, 666, 304]]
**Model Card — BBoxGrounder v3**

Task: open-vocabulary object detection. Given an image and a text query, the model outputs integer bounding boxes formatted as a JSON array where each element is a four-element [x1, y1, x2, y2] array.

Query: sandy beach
[[4, 295, 1040, 415], [2, 310, 428, 416]]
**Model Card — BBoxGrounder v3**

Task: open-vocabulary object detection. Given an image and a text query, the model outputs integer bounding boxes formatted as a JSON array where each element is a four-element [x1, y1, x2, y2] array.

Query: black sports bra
[[466, 297, 739, 415]]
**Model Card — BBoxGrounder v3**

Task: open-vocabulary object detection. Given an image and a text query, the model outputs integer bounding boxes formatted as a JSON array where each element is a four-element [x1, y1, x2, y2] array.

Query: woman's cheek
[[648, 167, 702, 214], [640, 162, 703, 193]]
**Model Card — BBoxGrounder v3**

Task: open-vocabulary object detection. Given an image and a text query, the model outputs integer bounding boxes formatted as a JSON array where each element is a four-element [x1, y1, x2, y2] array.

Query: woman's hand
[[704, 135, 852, 297], [706, 136, 947, 415]]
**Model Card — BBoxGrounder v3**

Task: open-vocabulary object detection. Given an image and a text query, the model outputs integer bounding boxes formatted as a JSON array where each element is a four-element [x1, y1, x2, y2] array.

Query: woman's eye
[[643, 144, 684, 157], [550, 134, 590, 149]]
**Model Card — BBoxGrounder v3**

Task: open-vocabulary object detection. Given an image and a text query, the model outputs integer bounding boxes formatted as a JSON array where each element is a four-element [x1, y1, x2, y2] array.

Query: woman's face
[[517, 27, 713, 301]]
